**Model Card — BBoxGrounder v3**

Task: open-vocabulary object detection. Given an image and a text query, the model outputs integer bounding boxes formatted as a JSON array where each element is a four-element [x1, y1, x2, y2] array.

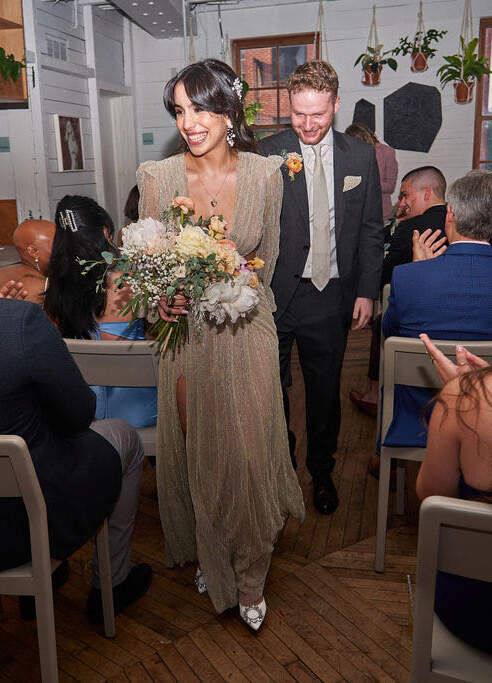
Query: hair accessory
[[232, 77, 243, 99], [226, 122, 236, 147], [59, 209, 78, 232]]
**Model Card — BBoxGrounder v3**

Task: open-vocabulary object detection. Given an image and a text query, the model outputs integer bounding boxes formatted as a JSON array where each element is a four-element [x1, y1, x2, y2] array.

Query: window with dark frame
[[232, 33, 319, 138], [473, 17, 492, 170]]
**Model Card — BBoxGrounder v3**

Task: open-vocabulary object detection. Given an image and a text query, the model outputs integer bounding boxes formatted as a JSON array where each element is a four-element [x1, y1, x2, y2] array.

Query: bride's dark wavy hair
[[163, 59, 257, 153], [44, 195, 117, 339]]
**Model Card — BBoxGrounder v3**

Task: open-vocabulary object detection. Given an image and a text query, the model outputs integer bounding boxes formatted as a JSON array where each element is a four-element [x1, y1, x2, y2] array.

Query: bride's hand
[[158, 288, 189, 322]]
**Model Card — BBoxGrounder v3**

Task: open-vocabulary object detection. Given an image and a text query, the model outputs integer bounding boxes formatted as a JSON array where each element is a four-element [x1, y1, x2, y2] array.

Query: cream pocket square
[[343, 175, 361, 192]]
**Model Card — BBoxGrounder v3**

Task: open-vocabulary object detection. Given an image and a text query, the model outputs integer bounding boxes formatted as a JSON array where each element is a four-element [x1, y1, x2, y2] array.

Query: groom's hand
[[351, 297, 373, 330]]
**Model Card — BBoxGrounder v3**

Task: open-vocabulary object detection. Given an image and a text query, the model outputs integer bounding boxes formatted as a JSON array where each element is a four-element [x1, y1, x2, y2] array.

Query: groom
[[260, 61, 383, 515]]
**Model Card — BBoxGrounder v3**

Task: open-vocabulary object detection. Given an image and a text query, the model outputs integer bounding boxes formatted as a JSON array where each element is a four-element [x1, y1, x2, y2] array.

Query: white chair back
[[64, 339, 160, 456], [411, 495, 492, 682]]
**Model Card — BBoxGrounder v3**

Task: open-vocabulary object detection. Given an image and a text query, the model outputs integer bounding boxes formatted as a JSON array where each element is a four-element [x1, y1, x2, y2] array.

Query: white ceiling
[[109, 0, 340, 39], [111, 0, 184, 39]]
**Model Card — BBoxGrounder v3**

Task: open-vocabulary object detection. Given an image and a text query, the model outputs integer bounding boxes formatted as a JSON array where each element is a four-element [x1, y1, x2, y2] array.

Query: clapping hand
[[419, 333, 489, 385], [0, 280, 28, 300], [412, 229, 447, 262]]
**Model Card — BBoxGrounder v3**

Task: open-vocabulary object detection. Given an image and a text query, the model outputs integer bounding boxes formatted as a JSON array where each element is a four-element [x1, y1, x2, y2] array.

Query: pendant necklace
[[194, 158, 233, 209]]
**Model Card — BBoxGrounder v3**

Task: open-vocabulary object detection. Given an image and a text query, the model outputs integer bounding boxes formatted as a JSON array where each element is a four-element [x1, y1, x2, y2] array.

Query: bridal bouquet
[[78, 198, 264, 353]]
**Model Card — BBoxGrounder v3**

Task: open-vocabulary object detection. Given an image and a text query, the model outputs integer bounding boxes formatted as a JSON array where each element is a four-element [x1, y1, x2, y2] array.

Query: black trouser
[[276, 278, 351, 480]]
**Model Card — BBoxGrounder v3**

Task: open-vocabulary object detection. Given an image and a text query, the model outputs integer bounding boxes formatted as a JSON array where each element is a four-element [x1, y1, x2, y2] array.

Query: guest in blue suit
[[381, 170, 492, 448], [44, 196, 157, 429]]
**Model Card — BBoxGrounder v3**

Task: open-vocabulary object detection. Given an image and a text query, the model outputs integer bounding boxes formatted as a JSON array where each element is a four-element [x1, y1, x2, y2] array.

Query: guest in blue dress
[[44, 195, 157, 429]]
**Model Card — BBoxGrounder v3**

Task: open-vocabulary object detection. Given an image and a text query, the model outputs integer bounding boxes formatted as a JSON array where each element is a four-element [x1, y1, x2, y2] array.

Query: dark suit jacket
[[381, 242, 492, 447], [0, 300, 122, 571], [259, 128, 384, 320], [381, 203, 447, 287]]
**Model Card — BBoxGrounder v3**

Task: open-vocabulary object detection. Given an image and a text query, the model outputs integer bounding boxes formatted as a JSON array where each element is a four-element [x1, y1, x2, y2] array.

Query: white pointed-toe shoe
[[239, 598, 266, 631], [195, 568, 207, 594]]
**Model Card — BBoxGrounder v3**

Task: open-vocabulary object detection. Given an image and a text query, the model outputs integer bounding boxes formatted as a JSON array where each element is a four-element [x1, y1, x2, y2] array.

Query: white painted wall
[[0, 0, 134, 226], [131, 0, 491, 195]]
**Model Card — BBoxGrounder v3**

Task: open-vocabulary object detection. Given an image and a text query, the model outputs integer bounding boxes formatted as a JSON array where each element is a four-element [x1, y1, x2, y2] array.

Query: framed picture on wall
[[53, 114, 84, 171]]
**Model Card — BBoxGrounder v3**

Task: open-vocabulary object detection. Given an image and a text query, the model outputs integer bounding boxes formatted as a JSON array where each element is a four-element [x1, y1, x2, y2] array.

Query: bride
[[137, 59, 304, 629]]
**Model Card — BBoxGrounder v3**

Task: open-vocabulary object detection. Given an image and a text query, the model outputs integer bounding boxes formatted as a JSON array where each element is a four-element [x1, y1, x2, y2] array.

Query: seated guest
[[43, 195, 157, 429], [381, 165, 447, 286], [417, 343, 492, 653], [345, 123, 398, 223], [380, 169, 492, 450], [350, 166, 448, 416], [0, 219, 55, 304], [0, 298, 152, 622]]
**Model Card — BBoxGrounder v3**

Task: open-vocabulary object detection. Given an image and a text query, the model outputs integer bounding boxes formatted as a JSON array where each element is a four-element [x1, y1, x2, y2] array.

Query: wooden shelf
[[0, 0, 23, 26], [0, 17, 22, 29], [0, 0, 27, 107]]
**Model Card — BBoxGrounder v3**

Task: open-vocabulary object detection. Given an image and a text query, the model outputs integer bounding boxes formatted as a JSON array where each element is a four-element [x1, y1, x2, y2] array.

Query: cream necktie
[[311, 144, 331, 292]]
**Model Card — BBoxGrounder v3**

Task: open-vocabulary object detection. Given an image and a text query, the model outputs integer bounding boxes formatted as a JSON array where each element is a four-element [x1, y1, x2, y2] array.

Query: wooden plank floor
[[0, 328, 420, 682]]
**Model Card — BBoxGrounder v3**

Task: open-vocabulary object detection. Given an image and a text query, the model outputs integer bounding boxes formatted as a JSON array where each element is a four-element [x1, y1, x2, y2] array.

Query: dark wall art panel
[[384, 82, 442, 152]]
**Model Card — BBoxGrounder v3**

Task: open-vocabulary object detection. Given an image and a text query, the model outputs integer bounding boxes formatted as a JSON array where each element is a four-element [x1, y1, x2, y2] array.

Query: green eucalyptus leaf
[[101, 251, 114, 264]]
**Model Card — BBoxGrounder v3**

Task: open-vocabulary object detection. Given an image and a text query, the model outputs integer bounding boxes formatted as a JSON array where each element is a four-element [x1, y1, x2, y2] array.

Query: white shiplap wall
[[131, 0, 491, 194], [0, 0, 131, 224], [35, 1, 127, 219]]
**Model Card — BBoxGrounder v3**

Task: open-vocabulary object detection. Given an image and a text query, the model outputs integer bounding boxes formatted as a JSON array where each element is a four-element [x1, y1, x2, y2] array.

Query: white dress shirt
[[299, 127, 338, 279]]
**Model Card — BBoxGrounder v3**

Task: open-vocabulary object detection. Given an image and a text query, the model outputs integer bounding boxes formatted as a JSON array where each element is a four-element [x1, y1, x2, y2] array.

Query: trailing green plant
[[0, 47, 25, 82], [354, 45, 398, 73], [241, 79, 263, 126], [437, 36, 491, 87], [393, 28, 447, 59]]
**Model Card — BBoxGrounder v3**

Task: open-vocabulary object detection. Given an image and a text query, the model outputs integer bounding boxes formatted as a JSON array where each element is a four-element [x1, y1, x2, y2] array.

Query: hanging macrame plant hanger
[[362, 5, 382, 86], [314, 0, 329, 62], [411, 2, 428, 72], [455, 0, 474, 102]]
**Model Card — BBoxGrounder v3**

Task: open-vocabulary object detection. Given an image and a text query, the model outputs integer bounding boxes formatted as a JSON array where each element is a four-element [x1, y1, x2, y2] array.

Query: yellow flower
[[210, 215, 226, 234], [176, 226, 216, 258], [214, 241, 241, 274], [246, 256, 265, 270]]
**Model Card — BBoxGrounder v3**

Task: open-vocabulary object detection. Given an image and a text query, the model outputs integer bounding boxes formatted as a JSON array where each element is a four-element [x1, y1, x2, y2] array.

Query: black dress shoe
[[288, 430, 297, 470], [313, 475, 339, 515], [87, 563, 153, 624], [19, 560, 70, 620]]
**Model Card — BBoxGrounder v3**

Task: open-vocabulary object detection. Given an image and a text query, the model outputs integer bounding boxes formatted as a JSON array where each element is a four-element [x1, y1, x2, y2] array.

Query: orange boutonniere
[[279, 150, 303, 181]]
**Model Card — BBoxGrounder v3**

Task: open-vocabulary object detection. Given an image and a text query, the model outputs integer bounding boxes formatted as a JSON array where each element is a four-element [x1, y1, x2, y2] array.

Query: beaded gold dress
[[137, 151, 305, 613]]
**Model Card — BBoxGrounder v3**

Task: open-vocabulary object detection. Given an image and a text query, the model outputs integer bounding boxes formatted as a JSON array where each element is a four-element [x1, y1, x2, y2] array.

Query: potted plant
[[241, 80, 263, 126], [437, 36, 491, 104], [354, 45, 398, 86], [393, 28, 447, 72], [0, 46, 25, 100]]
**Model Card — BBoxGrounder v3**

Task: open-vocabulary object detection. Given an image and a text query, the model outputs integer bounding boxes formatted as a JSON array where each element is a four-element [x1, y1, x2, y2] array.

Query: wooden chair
[[375, 336, 492, 572], [411, 495, 492, 682], [64, 339, 160, 457], [0, 435, 115, 683]]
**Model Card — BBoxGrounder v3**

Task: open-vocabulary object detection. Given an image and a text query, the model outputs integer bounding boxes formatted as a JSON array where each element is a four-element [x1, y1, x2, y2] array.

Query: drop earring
[[35, 257, 40, 272], [226, 122, 235, 147]]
